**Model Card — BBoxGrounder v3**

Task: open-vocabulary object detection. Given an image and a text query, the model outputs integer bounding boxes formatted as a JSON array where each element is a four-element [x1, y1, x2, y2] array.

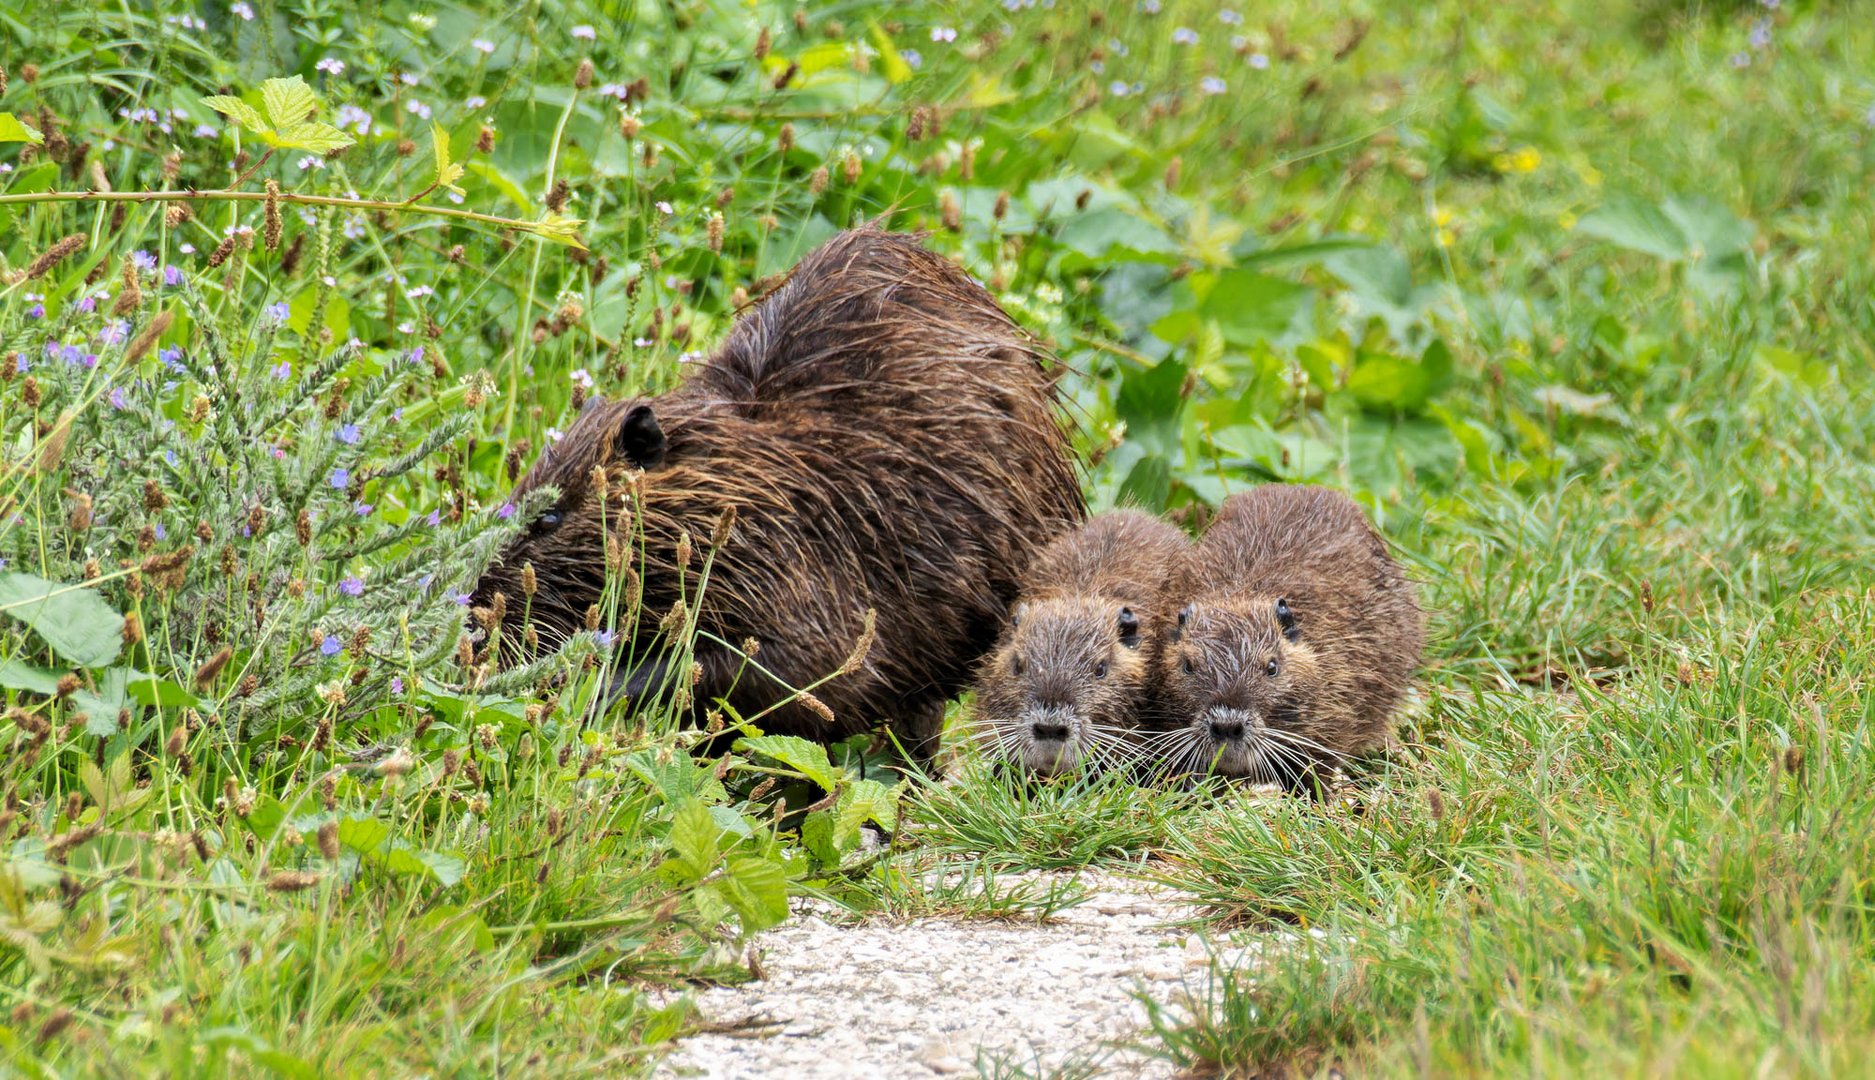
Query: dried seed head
[[740, 636, 761, 658], [66, 491, 93, 531], [754, 25, 772, 60], [841, 149, 861, 185], [799, 692, 834, 723], [707, 213, 724, 253], [193, 646, 232, 688], [674, 531, 693, 571], [809, 165, 828, 194], [164, 202, 189, 228], [264, 180, 283, 250], [143, 478, 168, 511], [521, 562, 537, 597], [26, 234, 86, 280], [642, 140, 659, 168], [710, 505, 737, 548], [113, 261, 143, 315], [777, 122, 795, 154], [126, 309, 174, 362], [773, 61, 799, 90], [22, 376, 40, 408], [395, 138, 417, 156], [1164, 156, 1182, 190], [574, 58, 595, 89], [187, 394, 211, 424], [658, 598, 687, 635], [476, 126, 495, 153], [940, 190, 961, 232], [317, 820, 340, 861], [206, 235, 237, 269], [376, 747, 415, 777], [165, 721, 188, 757], [55, 673, 80, 698], [584, 603, 602, 631], [618, 112, 642, 140], [993, 191, 1009, 221], [121, 611, 143, 644], [546, 178, 571, 214], [296, 507, 312, 545], [1784, 744, 1805, 775], [960, 141, 977, 181], [841, 609, 876, 676], [246, 502, 266, 536], [268, 870, 321, 892]]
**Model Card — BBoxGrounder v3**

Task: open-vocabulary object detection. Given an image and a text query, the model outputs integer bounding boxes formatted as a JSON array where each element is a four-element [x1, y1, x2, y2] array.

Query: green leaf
[[201, 95, 269, 136], [126, 674, 200, 708], [1577, 194, 1688, 261], [0, 658, 64, 696], [712, 855, 789, 933], [0, 113, 44, 145], [868, 23, 913, 84], [430, 123, 465, 196], [835, 778, 899, 842], [461, 160, 531, 212], [260, 76, 319, 132], [524, 212, 586, 249], [666, 797, 722, 880], [0, 573, 126, 669], [273, 122, 354, 154], [1346, 353, 1436, 413], [1201, 271, 1314, 347], [71, 668, 134, 738], [735, 734, 841, 790]]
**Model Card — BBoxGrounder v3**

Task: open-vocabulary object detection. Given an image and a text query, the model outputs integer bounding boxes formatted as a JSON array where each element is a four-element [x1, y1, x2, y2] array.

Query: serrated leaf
[[525, 212, 587, 249], [274, 122, 353, 154], [431, 123, 464, 196], [836, 778, 899, 835], [0, 113, 45, 145], [260, 76, 320, 132], [201, 95, 268, 136], [0, 658, 64, 696], [712, 855, 790, 933], [666, 797, 721, 881], [0, 573, 125, 668], [735, 734, 841, 790]]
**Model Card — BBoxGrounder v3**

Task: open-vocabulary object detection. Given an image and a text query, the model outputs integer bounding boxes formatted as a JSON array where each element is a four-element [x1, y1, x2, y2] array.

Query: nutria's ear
[[1117, 606, 1141, 648], [1009, 603, 1025, 630], [1275, 598, 1299, 642], [614, 404, 667, 469], [1171, 603, 1193, 642]]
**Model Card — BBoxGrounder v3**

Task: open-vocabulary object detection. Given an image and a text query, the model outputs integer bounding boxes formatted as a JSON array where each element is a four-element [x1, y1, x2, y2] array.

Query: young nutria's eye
[[530, 508, 564, 536], [1011, 655, 1025, 676], [1094, 661, 1108, 679], [1265, 658, 1279, 678], [1182, 656, 1196, 675]]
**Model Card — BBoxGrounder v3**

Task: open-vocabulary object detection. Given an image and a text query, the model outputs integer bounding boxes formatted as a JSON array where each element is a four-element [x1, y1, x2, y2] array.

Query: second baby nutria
[[471, 228, 1084, 765], [1153, 485, 1423, 792], [971, 510, 1193, 775]]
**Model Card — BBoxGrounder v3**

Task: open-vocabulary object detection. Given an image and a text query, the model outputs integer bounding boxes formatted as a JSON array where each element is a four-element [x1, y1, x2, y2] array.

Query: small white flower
[[406, 285, 435, 300], [1173, 27, 1198, 45], [545, 427, 564, 443], [465, 95, 487, 109], [231, 2, 254, 20], [296, 155, 326, 171], [655, 200, 674, 214], [572, 24, 596, 40], [405, 99, 433, 120], [400, 71, 420, 87], [1109, 80, 1130, 97], [472, 38, 495, 54], [570, 368, 595, 389], [316, 57, 345, 75], [1219, 9, 1243, 24], [1201, 76, 1227, 95], [931, 26, 957, 43], [1248, 52, 1270, 69]]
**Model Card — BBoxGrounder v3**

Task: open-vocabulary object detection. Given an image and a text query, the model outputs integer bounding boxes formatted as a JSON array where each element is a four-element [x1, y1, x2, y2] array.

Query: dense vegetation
[[1, 0, 1870, 1074]]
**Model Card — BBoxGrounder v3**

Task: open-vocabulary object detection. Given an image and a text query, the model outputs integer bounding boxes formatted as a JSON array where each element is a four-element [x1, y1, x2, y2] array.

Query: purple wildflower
[[335, 423, 361, 445], [390, 676, 405, 694], [263, 302, 290, 323], [108, 387, 129, 409], [339, 576, 365, 596], [131, 250, 158, 272], [320, 635, 342, 656], [329, 467, 350, 489], [76, 296, 97, 314], [163, 265, 185, 287], [100, 320, 130, 346], [497, 502, 516, 520]]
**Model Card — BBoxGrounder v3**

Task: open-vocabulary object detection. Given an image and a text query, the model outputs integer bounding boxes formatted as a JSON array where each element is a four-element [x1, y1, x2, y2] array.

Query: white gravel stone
[[655, 872, 1223, 1079]]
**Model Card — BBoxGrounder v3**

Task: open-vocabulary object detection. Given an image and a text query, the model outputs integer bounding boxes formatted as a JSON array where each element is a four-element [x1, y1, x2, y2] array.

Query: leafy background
[[1, 0, 1873, 1075]]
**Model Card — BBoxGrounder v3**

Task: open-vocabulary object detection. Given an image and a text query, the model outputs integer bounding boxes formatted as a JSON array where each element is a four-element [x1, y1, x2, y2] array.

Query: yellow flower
[[1511, 146, 1542, 173], [1558, 211, 1578, 231], [1436, 227, 1456, 248], [1433, 207, 1455, 228]]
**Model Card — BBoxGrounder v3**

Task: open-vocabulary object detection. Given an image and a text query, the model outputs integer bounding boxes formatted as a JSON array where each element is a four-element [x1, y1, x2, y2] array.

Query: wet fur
[[473, 229, 1084, 764], [1148, 485, 1423, 791], [970, 511, 1192, 775]]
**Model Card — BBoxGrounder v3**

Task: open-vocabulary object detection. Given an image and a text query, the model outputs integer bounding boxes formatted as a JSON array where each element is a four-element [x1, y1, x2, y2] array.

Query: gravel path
[[656, 872, 1249, 1079]]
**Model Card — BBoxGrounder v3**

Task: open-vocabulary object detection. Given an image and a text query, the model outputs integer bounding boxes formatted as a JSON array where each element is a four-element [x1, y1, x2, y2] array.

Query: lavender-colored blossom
[[497, 502, 517, 520], [1730, 51, 1751, 68], [155, 523, 168, 540], [1248, 52, 1271, 69], [1201, 76, 1228, 95], [930, 26, 957, 43], [163, 265, 185, 287], [1749, 19, 1772, 48], [26, 301, 44, 319], [60, 344, 88, 366], [595, 630, 615, 649], [263, 302, 290, 323], [335, 423, 362, 445], [902, 49, 923, 69], [272, 360, 291, 380], [316, 57, 345, 75], [426, 509, 442, 527], [76, 296, 97, 314], [572, 24, 596, 40], [108, 387, 129, 409], [100, 320, 130, 346], [329, 467, 350, 489], [1172, 27, 1198, 45], [390, 676, 405, 694], [231, 1, 254, 20], [12, 355, 26, 374], [158, 346, 185, 372], [131, 250, 158, 272], [353, 502, 373, 517], [472, 38, 495, 54], [570, 367, 595, 389], [320, 635, 342, 656], [339, 576, 365, 596]]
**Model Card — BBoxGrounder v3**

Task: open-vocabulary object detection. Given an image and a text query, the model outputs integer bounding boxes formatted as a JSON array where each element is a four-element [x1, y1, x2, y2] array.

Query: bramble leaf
[[275, 122, 354, 154], [260, 76, 319, 131], [431, 123, 465, 197], [201, 95, 269, 136], [0, 113, 45, 145], [525, 212, 587, 249]]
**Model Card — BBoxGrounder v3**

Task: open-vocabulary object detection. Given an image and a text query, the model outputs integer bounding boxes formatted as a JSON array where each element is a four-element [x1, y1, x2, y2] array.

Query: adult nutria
[[471, 228, 1084, 764], [970, 510, 1192, 776], [1151, 485, 1422, 793]]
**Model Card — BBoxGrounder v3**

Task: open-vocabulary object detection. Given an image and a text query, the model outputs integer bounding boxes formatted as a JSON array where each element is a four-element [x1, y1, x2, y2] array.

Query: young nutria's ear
[[1117, 606, 1141, 647], [614, 403, 667, 469], [1171, 603, 1193, 642], [1275, 598, 1299, 642]]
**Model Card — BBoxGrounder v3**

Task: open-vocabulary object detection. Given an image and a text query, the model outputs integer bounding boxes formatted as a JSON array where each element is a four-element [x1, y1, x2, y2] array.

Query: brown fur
[[970, 510, 1193, 775], [1151, 485, 1423, 791], [472, 229, 1084, 763]]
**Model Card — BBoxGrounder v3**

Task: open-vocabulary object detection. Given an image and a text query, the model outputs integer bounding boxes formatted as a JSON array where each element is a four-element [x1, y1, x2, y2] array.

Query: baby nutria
[[471, 228, 1083, 765], [1152, 485, 1422, 793], [971, 510, 1192, 776]]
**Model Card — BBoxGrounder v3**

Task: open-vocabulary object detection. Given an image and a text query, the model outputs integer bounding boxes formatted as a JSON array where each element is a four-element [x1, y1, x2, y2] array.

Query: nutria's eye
[[1094, 661, 1108, 680], [1265, 658, 1279, 678], [1012, 655, 1025, 676], [1182, 657, 1195, 675], [530, 509, 563, 536]]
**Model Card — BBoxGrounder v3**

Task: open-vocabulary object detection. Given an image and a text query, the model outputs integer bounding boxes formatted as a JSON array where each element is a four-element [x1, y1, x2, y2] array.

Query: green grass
[[3, 0, 1874, 1074]]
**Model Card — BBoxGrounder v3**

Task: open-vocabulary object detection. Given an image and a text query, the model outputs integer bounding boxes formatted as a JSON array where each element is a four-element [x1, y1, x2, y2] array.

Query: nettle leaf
[[201, 95, 269, 136], [712, 855, 789, 933], [0, 113, 45, 145], [260, 76, 319, 131], [735, 734, 841, 791], [666, 797, 723, 880], [431, 123, 465, 196], [0, 572, 125, 669]]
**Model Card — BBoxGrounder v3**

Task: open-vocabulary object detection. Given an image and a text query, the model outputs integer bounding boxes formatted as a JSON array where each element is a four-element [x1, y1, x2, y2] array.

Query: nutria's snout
[[1203, 706, 1250, 743]]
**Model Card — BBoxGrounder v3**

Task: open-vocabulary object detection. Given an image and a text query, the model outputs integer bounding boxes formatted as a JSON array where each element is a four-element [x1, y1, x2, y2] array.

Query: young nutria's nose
[[1031, 718, 1070, 742], [1208, 717, 1246, 742]]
